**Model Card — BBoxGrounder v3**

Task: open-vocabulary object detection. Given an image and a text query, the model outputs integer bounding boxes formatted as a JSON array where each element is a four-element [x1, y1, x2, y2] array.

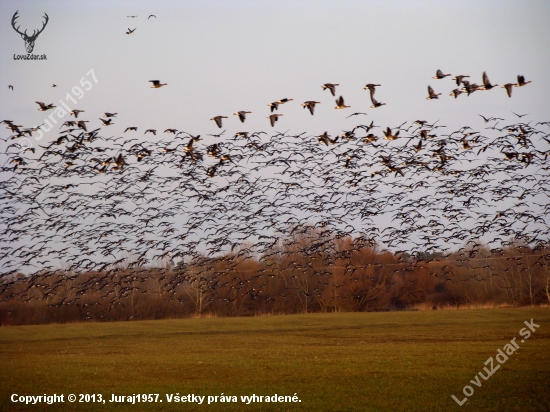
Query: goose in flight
[[267, 114, 283, 127], [478, 115, 503, 123], [70, 110, 85, 118], [322, 83, 339, 96], [144, 129, 157, 135], [317, 132, 338, 146], [104, 112, 117, 117], [426, 85, 441, 100], [211, 116, 228, 128], [370, 95, 386, 108], [207, 143, 220, 158], [346, 112, 367, 119], [268, 101, 280, 112], [184, 138, 195, 154], [99, 118, 114, 126], [501, 83, 514, 98], [433, 69, 451, 79], [36, 102, 56, 111], [452, 75, 470, 86], [75, 121, 88, 131], [268, 98, 293, 112], [516, 75, 531, 87], [234, 111, 251, 123], [124, 127, 138, 132], [383, 127, 400, 140], [462, 81, 481, 96], [148, 15, 157, 19], [111, 153, 127, 171], [481, 72, 498, 90], [126, 28, 136, 34], [364, 84, 381, 99], [512, 111, 529, 118], [450, 88, 463, 99], [335, 96, 350, 109], [302, 101, 320, 115], [149, 80, 167, 88], [363, 133, 378, 143], [8, 85, 13, 90], [278, 98, 293, 104]]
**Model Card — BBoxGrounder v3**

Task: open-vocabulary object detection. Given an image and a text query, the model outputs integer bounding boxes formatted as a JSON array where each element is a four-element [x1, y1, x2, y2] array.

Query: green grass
[[1, 308, 549, 411]]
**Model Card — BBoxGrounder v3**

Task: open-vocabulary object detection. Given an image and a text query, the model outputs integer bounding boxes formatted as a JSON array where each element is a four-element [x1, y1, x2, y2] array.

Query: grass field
[[1, 308, 549, 411]]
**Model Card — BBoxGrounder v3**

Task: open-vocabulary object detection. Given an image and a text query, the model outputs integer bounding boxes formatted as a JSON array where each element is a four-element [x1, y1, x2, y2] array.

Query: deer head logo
[[11, 11, 49, 54]]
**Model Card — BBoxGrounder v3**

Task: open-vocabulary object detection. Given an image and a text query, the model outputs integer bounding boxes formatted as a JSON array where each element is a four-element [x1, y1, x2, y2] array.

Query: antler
[[29, 13, 49, 40], [11, 11, 27, 37]]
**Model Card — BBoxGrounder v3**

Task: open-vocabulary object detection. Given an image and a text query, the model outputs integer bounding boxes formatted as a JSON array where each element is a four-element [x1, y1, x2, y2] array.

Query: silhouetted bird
[[426, 86, 441, 100], [302, 101, 320, 115], [433, 69, 451, 79], [149, 80, 167, 88], [322, 83, 339, 96]]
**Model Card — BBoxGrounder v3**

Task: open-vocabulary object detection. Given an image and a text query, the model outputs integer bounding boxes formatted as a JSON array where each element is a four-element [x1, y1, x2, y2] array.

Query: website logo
[[11, 10, 48, 55]]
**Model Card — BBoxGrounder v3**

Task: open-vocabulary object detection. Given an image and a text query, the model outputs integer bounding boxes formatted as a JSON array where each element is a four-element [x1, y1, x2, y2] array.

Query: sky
[[1, 0, 549, 141], [0, 1, 549, 273]]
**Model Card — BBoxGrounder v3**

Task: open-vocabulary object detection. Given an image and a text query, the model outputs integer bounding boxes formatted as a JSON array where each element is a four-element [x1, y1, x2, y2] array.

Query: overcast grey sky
[[1, 0, 549, 274], [1, 0, 549, 141]]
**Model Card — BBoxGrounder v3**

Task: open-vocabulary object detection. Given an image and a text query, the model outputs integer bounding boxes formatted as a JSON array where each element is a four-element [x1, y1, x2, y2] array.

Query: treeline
[[1, 235, 549, 326]]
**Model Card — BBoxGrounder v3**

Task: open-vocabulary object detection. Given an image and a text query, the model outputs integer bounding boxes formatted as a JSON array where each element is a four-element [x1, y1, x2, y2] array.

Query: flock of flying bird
[[10, 69, 534, 143], [1, 59, 548, 316], [125, 13, 156, 35], [75, 69, 529, 131], [428, 70, 532, 99]]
